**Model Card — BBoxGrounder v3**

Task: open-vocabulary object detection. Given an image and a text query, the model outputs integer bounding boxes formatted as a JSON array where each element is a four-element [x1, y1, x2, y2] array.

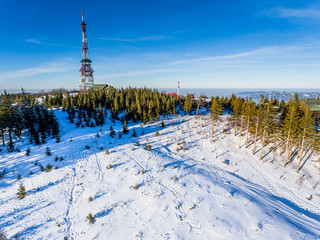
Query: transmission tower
[[79, 10, 94, 91]]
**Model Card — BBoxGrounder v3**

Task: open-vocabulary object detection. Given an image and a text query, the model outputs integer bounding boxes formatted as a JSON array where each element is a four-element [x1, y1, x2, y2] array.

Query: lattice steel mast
[[79, 10, 94, 91]]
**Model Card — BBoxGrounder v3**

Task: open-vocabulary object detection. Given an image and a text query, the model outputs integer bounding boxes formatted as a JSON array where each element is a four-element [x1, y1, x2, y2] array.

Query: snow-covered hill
[[0, 111, 319, 240]]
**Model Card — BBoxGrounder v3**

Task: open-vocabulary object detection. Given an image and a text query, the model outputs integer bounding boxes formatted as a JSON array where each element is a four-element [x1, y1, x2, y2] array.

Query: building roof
[[301, 98, 320, 112], [90, 84, 108, 91]]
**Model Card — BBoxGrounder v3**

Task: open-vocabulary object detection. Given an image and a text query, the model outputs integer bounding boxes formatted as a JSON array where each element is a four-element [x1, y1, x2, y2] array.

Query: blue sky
[[1, 0, 320, 89]]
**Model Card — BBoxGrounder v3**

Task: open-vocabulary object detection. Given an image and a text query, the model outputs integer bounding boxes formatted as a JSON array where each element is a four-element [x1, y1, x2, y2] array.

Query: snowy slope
[[0, 111, 320, 240]]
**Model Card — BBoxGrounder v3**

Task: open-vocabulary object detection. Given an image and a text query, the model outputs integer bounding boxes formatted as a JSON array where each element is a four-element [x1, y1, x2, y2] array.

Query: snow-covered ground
[[0, 111, 320, 240]]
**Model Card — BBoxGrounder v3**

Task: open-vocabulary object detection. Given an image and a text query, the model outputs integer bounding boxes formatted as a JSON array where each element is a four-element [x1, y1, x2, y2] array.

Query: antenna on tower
[[79, 10, 94, 91], [177, 81, 180, 97]]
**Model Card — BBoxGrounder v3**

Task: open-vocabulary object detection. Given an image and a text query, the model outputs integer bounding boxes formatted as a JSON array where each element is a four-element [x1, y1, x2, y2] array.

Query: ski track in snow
[[0, 112, 320, 239]]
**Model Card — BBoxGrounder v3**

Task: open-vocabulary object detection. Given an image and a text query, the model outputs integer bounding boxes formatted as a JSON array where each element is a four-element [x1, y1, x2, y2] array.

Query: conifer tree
[[17, 182, 27, 200], [183, 94, 193, 115], [132, 128, 137, 137], [252, 101, 262, 155], [282, 99, 301, 166], [244, 98, 255, 148], [259, 102, 271, 160], [296, 108, 315, 172], [231, 97, 243, 136], [109, 125, 115, 138], [123, 120, 129, 134], [210, 97, 223, 138], [195, 95, 206, 118]]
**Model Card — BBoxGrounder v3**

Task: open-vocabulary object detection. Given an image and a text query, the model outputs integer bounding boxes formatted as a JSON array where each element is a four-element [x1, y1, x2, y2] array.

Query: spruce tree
[[244, 98, 255, 148], [296, 108, 315, 172], [17, 182, 27, 200], [281, 100, 301, 166], [231, 97, 243, 136], [183, 94, 193, 115], [132, 128, 137, 137], [123, 120, 129, 134], [210, 97, 223, 138], [109, 125, 115, 138]]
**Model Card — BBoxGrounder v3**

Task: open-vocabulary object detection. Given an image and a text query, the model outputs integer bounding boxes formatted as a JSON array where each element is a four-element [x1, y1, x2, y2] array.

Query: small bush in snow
[[17, 183, 27, 200], [17, 174, 21, 180], [30, 171, 33, 175], [39, 164, 45, 172], [25, 147, 31, 156], [55, 156, 59, 162], [87, 213, 95, 224], [45, 164, 53, 172], [161, 120, 165, 128], [0, 227, 8, 240], [134, 184, 140, 190], [0, 170, 6, 180], [45, 147, 52, 156], [155, 129, 159, 136], [56, 221, 61, 227], [141, 170, 145, 175], [132, 129, 137, 137], [107, 164, 113, 169], [173, 175, 178, 181], [105, 149, 110, 155], [146, 144, 152, 152], [88, 197, 93, 202], [135, 141, 140, 146], [85, 145, 90, 149]]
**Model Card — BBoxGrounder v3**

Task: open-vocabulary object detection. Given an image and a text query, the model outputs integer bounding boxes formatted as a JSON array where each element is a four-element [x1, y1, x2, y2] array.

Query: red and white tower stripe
[[79, 10, 94, 91]]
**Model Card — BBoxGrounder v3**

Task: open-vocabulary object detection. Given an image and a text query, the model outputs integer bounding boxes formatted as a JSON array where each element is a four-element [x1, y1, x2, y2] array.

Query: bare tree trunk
[[196, 101, 200, 118], [296, 127, 306, 172], [245, 115, 250, 148], [234, 120, 237, 136], [252, 113, 260, 155], [284, 110, 294, 167], [259, 127, 266, 160], [1, 128, 5, 147], [211, 118, 214, 138], [284, 136, 290, 167], [238, 116, 244, 148]]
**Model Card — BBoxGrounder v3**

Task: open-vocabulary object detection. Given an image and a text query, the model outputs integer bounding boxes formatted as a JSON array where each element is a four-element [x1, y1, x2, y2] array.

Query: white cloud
[[24, 38, 75, 48], [266, 6, 320, 19], [2, 60, 76, 80], [25, 38, 43, 44], [170, 47, 280, 64]]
